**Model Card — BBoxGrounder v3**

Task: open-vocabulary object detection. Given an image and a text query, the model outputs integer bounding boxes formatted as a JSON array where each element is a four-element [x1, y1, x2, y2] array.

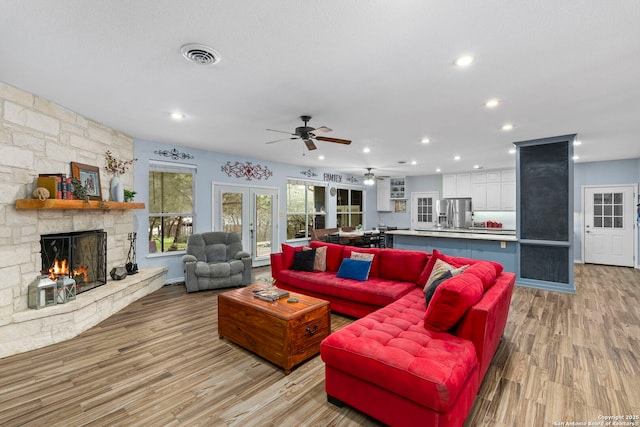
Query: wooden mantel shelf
[[15, 199, 145, 210]]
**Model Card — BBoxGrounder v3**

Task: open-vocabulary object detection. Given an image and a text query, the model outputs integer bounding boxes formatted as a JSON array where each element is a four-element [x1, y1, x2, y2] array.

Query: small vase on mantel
[[110, 175, 124, 202]]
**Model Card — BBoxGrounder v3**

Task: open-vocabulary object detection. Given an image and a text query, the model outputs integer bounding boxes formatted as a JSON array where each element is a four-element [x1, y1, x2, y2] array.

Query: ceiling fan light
[[363, 171, 375, 186]]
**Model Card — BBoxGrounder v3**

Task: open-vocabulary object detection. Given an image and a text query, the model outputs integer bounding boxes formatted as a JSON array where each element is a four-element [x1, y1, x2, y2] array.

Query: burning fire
[[48, 258, 89, 283]]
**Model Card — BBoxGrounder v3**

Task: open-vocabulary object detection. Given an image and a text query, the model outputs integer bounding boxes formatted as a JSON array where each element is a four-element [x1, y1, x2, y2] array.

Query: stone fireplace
[[41, 230, 108, 293], [1, 81, 167, 359]]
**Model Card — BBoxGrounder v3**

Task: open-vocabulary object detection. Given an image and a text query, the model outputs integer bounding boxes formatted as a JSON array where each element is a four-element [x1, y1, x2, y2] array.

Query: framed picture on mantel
[[71, 162, 102, 200]]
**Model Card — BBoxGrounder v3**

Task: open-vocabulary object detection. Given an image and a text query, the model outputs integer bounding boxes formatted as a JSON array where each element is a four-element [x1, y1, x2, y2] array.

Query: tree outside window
[[148, 164, 195, 253], [286, 181, 326, 240]]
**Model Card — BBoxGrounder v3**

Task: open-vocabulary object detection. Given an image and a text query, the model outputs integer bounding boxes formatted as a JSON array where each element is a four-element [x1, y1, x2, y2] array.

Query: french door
[[213, 184, 278, 267], [583, 185, 636, 267]]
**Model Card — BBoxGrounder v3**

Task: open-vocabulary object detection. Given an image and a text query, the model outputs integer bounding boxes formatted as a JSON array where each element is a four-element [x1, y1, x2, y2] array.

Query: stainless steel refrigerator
[[435, 198, 473, 228]]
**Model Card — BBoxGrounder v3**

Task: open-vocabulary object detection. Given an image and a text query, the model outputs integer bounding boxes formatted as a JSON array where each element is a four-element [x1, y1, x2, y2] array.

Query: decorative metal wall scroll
[[221, 161, 273, 181], [300, 169, 318, 178], [154, 148, 194, 160], [346, 176, 359, 183]]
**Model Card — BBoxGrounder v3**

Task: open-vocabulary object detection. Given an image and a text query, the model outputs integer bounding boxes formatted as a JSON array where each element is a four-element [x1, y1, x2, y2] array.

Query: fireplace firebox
[[40, 230, 107, 294]]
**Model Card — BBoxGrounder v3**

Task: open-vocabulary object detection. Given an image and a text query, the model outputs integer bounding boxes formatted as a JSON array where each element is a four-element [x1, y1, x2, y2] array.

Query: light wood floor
[[1, 264, 639, 427]]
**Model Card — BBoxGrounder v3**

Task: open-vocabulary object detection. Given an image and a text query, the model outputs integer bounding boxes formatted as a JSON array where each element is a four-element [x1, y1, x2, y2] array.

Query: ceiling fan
[[266, 115, 352, 151], [363, 168, 386, 185]]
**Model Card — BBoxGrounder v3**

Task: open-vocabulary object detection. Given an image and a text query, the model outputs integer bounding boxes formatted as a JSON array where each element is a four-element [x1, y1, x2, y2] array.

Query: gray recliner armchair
[[182, 232, 252, 292]]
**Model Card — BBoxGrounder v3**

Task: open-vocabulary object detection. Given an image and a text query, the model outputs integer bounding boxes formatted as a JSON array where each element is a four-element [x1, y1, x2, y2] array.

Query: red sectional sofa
[[270, 241, 515, 427]]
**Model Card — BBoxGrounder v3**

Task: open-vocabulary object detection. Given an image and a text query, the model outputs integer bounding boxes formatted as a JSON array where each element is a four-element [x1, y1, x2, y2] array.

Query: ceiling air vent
[[180, 43, 221, 65]]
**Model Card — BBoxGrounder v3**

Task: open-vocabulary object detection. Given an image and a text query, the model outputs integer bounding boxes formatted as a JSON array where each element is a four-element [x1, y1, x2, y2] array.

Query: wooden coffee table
[[218, 285, 331, 374]]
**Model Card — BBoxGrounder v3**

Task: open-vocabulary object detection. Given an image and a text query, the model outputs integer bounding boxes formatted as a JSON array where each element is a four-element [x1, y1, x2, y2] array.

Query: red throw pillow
[[417, 249, 464, 287], [281, 243, 303, 269], [423, 274, 483, 332], [464, 261, 498, 291], [447, 254, 504, 276]]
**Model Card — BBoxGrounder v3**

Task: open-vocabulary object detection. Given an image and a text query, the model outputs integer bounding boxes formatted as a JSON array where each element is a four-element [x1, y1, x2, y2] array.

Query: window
[[593, 192, 623, 228], [286, 180, 326, 239], [336, 187, 363, 228], [148, 161, 195, 253]]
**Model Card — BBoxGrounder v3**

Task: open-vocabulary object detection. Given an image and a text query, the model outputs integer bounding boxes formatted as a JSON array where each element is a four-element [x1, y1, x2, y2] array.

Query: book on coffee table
[[253, 288, 290, 302]]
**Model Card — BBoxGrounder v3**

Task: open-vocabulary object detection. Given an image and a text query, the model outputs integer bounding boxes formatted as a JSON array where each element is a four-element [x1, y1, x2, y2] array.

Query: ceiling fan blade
[[265, 137, 298, 144], [310, 126, 332, 135], [266, 128, 295, 135], [315, 136, 352, 145], [304, 139, 317, 151]]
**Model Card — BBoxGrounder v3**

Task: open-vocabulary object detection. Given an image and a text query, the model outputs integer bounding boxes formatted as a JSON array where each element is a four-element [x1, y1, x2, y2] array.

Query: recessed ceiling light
[[473, 165, 481, 169], [170, 112, 185, 120], [574, 140, 582, 146], [455, 55, 474, 67], [411, 160, 417, 165], [363, 147, 370, 153], [501, 123, 514, 131], [485, 99, 500, 108], [508, 148, 516, 154], [436, 168, 442, 173], [421, 138, 430, 144], [454, 155, 461, 160], [318, 155, 325, 160]]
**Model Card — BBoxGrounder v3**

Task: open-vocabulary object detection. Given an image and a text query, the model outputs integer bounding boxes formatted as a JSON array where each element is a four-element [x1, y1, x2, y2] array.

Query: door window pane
[[222, 192, 243, 236], [416, 197, 433, 223], [592, 192, 623, 230]]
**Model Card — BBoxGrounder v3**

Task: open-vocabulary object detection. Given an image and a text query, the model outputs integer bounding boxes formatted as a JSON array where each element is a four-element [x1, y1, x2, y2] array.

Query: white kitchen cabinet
[[456, 173, 471, 197], [486, 182, 502, 210], [471, 172, 487, 184], [376, 178, 391, 211], [467, 168, 516, 211], [443, 173, 471, 198], [442, 174, 457, 198], [471, 182, 487, 210], [501, 169, 516, 181], [501, 180, 516, 210], [486, 171, 501, 182]]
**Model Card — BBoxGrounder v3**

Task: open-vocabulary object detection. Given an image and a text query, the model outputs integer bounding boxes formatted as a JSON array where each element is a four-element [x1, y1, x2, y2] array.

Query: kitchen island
[[387, 228, 517, 272]]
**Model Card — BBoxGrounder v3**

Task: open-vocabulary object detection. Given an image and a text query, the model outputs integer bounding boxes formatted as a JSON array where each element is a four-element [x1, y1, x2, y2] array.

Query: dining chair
[[355, 231, 373, 248], [384, 226, 397, 248], [326, 232, 341, 244]]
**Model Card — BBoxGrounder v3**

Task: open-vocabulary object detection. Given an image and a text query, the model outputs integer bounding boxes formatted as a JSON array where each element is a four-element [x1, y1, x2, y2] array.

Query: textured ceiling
[[2, 1, 639, 177]]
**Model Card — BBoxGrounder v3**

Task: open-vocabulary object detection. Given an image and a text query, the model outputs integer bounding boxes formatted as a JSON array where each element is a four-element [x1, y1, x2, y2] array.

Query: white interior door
[[213, 184, 278, 267], [411, 192, 439, 230], [583, 185, 636, 267]]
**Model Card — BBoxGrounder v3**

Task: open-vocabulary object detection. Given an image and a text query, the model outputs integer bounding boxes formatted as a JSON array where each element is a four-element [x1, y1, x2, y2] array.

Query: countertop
[[386, 227, 517, 242]]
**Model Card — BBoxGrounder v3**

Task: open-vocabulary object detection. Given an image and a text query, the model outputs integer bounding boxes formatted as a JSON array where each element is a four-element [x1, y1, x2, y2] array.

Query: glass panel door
[[252, 188, 278, 266], [214, 184, 278, 267]]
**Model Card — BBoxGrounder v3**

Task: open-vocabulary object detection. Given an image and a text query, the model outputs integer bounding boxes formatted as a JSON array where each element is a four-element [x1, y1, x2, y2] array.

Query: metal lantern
[[28, 275, 58, 309], [56, 277, 76, 304]]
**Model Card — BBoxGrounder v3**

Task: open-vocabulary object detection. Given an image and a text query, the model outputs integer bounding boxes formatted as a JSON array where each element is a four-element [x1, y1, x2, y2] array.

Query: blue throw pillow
[[336, 258, 372, 281]]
